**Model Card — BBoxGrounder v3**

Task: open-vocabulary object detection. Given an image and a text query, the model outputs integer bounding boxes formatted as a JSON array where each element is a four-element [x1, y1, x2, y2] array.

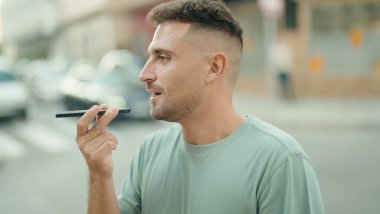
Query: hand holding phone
[[55, 108, 131, 118], [75, 105, 119, 178]]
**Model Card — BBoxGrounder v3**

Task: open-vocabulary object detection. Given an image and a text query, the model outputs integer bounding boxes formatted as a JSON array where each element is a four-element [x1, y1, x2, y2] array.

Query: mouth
[[152, 92, 162, 97], [146, 84, 163, 99]]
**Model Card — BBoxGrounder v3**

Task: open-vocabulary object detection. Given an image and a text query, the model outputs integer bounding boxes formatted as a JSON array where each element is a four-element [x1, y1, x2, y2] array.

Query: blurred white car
[[61, 50, 150, 120], [60, 59, 98, 110], [23, 57, 68, 102], [0, 70, 28, 119], [87, 49, 150, 119]]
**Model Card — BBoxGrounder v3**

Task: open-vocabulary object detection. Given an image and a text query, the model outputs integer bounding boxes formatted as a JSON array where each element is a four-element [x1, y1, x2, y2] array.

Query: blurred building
[[229, 0, 380, 96], [297, 0, 380, 96], [52, 0, 162, 63], [53, 0, 116, 63], [1, 0, 58, 59], [1, 0, 161, 63], [1, 0, 379, 96]]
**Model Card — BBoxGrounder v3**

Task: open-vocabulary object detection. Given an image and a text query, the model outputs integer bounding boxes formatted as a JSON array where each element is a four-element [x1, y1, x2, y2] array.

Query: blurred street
[[0, 0, 379, 213], [0, 93, 379, 214], [0, 98, 170, 213]]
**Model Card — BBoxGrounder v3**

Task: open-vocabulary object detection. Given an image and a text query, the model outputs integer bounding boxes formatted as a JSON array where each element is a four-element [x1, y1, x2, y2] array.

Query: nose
[[139, 59, 156, 83]]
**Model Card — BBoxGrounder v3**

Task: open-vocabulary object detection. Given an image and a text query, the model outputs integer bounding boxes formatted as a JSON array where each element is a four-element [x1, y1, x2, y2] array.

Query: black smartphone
[[55, 108, 131, 118]]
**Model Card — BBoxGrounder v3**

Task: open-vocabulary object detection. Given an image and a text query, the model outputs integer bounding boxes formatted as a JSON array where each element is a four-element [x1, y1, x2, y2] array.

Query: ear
[[206, 52, 228, 84]]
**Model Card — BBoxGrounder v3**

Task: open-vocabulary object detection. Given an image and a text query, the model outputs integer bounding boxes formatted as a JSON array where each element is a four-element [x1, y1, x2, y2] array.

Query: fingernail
[[111, 107, 118, 114], [93, 105, 99, 111]]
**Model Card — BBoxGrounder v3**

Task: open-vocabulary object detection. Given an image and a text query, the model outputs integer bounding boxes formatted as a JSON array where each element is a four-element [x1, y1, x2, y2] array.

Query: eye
[[158, 54, 170, 64]]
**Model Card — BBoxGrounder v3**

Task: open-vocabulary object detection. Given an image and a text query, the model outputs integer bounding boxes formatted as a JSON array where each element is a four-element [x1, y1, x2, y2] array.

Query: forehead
[[148, 21, 193, 53]]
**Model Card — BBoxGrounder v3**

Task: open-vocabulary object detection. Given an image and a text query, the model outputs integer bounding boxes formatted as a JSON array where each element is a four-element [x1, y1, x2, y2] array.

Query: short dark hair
[[147, 0, 243, 48]]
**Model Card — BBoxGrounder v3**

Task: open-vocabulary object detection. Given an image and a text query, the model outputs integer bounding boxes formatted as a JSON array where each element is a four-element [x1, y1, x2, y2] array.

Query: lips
[[147, 88, 162, 104], [146, 83, 163, 98], [150, 91, 162, 104], [152, 92, 162, 97]]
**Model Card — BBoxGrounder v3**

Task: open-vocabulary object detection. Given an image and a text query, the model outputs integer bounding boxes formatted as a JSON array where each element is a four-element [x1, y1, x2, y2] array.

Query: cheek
[[159, 59, 206, 92], [199, 63, 210, 84]]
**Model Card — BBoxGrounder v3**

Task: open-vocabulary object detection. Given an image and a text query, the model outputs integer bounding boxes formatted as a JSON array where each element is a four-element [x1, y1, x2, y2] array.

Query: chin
[[150, 108, 178, 122], [150, 108, 165, 121]]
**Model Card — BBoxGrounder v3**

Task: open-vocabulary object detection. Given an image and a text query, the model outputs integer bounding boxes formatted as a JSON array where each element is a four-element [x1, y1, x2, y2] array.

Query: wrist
[[89, 171, 113, 181]]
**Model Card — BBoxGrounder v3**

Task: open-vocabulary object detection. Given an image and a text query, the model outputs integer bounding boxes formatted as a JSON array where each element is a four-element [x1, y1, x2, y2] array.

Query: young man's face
[[139, 21, 209, 122]]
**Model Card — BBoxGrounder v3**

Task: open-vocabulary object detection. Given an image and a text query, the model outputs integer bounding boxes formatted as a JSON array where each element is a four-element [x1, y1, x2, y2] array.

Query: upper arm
[[257, 154, 325, 214]]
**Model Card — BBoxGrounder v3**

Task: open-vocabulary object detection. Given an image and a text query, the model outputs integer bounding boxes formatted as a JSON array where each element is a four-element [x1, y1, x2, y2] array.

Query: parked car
[[90, 49, 150, 119], [60, 59, 97, 110], [0, 70, 28, 119], [60, 50, 150, 119], [13, 58, 30, 80], [23, 58, 67, 102], [83, 69, 150, 119]]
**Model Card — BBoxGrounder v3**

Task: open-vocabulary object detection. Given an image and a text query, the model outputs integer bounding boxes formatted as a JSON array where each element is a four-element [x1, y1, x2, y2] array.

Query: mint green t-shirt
[[118, 116, 325, 214]]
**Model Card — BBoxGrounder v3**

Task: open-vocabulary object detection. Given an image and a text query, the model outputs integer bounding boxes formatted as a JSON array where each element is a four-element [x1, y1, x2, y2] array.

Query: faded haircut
[[147, 0, 243, 50]]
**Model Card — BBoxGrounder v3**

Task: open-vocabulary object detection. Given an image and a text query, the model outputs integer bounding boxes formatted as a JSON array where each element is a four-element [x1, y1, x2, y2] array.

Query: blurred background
[[0, 0, 379, 213]]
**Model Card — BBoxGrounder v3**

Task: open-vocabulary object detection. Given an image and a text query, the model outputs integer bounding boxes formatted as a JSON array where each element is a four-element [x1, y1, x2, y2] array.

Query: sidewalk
[[233, 93, 380, 128]]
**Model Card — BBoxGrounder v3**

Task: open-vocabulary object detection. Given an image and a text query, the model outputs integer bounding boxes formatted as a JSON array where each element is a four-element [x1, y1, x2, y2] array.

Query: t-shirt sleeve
[[118, 147, 143, 214], [258, 154, 325, 214]]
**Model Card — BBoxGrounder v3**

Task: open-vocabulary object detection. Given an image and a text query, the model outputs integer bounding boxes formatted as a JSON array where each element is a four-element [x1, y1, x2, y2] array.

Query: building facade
[[230, 0, 380, 96], [1, 0, 379, 96], [1, 0, 58, 59]]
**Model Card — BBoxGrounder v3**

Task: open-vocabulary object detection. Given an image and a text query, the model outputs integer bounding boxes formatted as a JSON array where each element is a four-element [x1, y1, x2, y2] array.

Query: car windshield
[[0, 72, 15, 82]]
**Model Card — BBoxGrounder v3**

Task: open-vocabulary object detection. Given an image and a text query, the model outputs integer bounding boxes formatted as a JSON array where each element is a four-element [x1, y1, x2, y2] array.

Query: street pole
[[258, 0, 284, 100], [263, 16, 278, 100]]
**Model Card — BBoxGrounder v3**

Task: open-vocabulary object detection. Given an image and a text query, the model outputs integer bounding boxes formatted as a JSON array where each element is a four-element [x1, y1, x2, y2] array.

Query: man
[[76, 0, 325, 213]]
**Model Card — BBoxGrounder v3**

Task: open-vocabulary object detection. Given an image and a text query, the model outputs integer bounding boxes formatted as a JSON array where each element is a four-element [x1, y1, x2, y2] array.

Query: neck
[[179, 96, 244, 145]]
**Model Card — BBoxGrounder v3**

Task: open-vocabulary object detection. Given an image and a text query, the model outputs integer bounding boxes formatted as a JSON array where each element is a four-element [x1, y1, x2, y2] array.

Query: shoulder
[[240, 116, 313, 173], [243, 115, 318, 175], [243, 116, 320, 185], [244, 115, 305, 156]]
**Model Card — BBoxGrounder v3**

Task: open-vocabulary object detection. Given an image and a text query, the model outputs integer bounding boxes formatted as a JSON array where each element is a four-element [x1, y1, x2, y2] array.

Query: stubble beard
[[150, 85, 203, 122]]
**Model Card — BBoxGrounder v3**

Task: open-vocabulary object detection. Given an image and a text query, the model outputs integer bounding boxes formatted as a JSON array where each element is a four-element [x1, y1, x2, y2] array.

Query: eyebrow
[[147, 48, 176, 57]]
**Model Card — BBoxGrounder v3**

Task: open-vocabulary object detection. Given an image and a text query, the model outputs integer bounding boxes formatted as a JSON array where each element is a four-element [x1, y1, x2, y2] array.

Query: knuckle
[[79, 143, 88, 153], [77, 120, 85, 130], [75, 135, 80, 143], [87, 153, 97, 163], [106, 133, 116, 141], [76, 135, 85, 144], [103, 140, 111, 147], [104, 133, 116, 143], [107, 141, 115, 149], [93, 124, 105, 133], [107, 139, 117, 149]]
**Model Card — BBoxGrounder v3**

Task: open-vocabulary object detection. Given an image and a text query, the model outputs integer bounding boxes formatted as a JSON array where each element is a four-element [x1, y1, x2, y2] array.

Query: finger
[[82, 133, 117, 153], [82, 107, 113, 142], [77, 125, 105, 147], [97, 104, 108, 120], [96, 107, 119, 129], [77, 105, 99, 136], [94, 140, 118, 157], [84, 139, 116, 166], [77, 130, 105, 152], [93, 134, 118, 150]]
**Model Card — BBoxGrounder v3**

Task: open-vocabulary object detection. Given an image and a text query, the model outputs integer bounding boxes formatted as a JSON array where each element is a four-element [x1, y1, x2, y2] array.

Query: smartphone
[[55, 108, 131, 118]]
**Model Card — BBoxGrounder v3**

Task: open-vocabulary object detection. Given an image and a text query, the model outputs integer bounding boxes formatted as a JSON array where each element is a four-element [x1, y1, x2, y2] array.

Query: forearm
[[88, 174, 120, 214]]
